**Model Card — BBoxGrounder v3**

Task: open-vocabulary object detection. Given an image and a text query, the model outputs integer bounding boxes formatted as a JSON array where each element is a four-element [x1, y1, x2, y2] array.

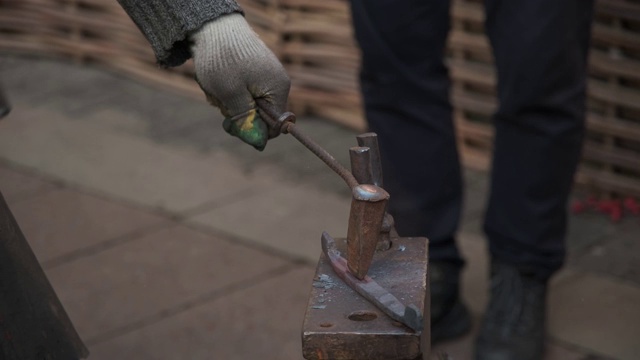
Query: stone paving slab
[[8, 187, 166, 265], [431, 319, 590, 360], [88, 266, 313, 360], [566, 211, 620, 255], [458, 233, 490, 315], [0, 55, 23, 70], [0, 107, 264, 213], [85, 84, 226, 149], [462, 169, 489, 224], [549, 273, 640, 360], [2, 57, 102, 105], [0, 162, 59, 203], [187, 182, 351, 262], [3, 58, 226, 152], [45, 224, 289, 342], [569, 217, 640, 285]]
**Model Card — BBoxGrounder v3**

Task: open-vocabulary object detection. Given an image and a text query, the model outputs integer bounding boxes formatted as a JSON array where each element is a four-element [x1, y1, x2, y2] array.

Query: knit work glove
[[190, 13, 290, 151]]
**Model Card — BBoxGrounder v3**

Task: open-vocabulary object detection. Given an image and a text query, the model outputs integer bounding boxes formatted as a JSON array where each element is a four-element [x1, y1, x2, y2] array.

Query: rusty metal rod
[[256, 99, 359, 189], [288, 125, 360, 189], [349, 146, 374, 185]]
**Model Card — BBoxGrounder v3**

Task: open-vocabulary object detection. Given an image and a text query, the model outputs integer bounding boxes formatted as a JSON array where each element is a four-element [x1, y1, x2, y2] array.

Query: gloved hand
[[190, 13, 290, 151]]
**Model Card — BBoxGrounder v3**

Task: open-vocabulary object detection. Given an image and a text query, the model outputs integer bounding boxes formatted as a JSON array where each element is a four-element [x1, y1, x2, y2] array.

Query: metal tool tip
[[403, 304, 424, 332]]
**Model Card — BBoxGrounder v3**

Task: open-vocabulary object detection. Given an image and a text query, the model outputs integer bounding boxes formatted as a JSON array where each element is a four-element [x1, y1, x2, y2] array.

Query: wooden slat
[[449, 30, 491, 55], [592, 23, 640, 50], [590, 50, 640, 82], [589, 80, 640, 111], [577, 167, 640, 198], [596, 0, 640, 23], [452, 0, 484, 23], [587, 113, 640, 141], [583, 142, 640, 171]]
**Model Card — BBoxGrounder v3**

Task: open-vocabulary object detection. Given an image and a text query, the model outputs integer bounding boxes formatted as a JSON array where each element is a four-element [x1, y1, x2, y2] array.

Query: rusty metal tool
[[346, 183, 389, 279], [257, 100, 385, 276], [347, 147, 389, 279], [257, 100, 429, 352], [354, 133, 396, 249], [355, 133, 383, 187], [258, 99, 385, 279], [349, 146, 374, 185], [322, 231, 424, 332]]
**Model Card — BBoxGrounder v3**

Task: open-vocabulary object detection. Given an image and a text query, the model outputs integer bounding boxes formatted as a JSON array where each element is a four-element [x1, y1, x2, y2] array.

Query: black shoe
[[475, 261, 547, 360], [430, 261, 472, 344]]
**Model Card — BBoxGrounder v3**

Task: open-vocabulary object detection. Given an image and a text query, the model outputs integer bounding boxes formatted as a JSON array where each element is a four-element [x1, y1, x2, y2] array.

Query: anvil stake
[[321, 231, 424, 332]]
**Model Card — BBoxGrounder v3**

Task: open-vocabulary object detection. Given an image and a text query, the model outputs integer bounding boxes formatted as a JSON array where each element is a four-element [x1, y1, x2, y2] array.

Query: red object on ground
[[624, 197, 640, 215], [572, 197, 640, 222], [571, 200, 587, 214]]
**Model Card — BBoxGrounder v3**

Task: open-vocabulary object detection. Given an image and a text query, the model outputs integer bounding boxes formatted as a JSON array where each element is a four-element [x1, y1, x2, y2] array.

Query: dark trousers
[[350, 0, 594, 279]]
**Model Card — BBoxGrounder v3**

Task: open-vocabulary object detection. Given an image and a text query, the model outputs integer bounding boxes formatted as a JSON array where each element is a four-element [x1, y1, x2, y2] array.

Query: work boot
[[475, 261, 547, 360], [430, 261, 472, 344]]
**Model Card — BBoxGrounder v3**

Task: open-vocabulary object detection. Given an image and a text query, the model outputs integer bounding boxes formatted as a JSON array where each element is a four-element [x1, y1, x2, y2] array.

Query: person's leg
[[350, 0, 463, 268], [483, 0, 594, 279], [350, 0, 469, 342], [478, 1, 595, 359]]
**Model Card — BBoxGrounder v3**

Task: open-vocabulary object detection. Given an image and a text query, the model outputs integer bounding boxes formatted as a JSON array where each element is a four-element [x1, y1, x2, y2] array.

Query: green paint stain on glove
[[222, 109, 269, 151]]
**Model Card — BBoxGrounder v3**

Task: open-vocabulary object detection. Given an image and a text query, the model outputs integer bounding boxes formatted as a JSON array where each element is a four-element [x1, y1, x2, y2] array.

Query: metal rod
[[356, 133, 383, 187], [287, 125, 359, 189], [256, 99, 359, 189], [349, 146, 373, 185]]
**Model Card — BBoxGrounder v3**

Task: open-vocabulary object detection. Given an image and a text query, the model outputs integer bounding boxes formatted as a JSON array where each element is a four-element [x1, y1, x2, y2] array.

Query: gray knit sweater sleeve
[[117, 0, 243, 67]]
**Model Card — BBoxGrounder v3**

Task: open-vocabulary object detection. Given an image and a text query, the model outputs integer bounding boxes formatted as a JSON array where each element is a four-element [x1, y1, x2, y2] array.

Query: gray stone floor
[[1, 55, 639, 359]]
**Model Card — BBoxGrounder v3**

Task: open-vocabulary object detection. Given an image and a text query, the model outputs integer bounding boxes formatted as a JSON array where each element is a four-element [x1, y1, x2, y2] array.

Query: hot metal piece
[[322, 232, 423, 331], [346, 185, 389, 279]]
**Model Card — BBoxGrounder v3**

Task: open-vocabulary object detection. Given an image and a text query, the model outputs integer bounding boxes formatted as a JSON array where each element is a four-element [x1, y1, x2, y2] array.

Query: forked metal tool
[[321, 231, 424, 332]]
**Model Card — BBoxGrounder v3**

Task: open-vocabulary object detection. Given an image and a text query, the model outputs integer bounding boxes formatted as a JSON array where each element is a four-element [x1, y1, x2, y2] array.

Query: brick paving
[[1, 55, 639, 359]]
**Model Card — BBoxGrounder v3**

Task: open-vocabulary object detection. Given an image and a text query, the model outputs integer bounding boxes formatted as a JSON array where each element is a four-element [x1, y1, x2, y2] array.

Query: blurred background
[[0, 0, 639, 359]]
